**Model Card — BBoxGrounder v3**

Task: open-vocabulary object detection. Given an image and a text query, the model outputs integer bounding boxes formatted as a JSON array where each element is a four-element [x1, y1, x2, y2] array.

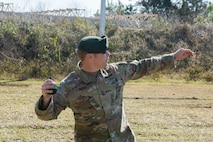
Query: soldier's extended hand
[[174, 48, 195, 61]]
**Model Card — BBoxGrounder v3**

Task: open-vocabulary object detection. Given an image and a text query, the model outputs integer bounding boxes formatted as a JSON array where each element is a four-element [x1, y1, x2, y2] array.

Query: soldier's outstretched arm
[[115, 48, 195, 81]]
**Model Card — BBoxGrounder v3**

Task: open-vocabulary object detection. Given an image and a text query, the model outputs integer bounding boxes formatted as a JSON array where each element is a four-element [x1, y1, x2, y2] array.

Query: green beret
[[77, 35, 108, 53]]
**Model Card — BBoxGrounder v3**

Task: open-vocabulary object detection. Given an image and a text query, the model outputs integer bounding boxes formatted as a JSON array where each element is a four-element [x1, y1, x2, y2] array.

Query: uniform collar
[[75, 61, 109, 83]]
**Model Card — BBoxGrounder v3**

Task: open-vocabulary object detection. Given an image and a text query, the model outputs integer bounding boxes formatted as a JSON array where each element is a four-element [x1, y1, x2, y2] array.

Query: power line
[[0, 2, 13, 12]]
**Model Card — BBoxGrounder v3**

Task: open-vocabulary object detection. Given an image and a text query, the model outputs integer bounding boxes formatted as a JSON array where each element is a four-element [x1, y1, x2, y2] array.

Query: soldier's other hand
[[174, 48, 195, 61]]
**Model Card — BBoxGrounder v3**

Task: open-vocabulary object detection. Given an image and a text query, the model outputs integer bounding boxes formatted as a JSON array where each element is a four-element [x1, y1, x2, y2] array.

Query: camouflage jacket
[[35, 54, 175, 142]]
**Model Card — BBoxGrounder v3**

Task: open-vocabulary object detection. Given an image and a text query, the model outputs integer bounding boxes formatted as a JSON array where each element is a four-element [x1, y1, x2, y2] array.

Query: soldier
[[35, 35, 194, 142]]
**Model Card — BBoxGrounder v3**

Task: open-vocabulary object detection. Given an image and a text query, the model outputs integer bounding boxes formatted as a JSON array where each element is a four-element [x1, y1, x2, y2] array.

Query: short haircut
[[75, 49, 87, 61]]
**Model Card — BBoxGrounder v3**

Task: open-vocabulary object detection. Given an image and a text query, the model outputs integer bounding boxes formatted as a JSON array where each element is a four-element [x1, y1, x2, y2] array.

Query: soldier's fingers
[[43, 89, 53, 95], [185, 49, 195, 56], [42, 84, 54, 90], [45, 79, 56, 84]]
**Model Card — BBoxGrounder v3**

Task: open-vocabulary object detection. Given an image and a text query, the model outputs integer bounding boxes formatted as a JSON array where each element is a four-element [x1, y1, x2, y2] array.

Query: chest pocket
[[100, 71, 124, 106], [96, 70, 124, 122], [112, 71, 124, 105]]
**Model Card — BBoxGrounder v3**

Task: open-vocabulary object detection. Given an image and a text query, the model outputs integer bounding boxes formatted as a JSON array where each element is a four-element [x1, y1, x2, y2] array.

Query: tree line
[[95, 0, 213, 23]]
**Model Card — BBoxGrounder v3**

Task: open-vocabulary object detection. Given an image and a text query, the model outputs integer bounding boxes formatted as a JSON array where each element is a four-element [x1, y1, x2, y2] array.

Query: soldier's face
[[94, 51, 110, 69]]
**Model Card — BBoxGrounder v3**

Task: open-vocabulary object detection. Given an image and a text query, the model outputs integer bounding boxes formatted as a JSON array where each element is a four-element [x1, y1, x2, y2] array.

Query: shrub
[[204, 71, 213, 82], [186, 66, 204, 81]]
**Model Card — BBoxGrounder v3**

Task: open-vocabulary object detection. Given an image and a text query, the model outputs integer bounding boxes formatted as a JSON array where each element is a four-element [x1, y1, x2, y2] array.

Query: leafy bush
[[204, 72, 213, 82], [186, 66, 204, 81], [0, 14, 212, 82]]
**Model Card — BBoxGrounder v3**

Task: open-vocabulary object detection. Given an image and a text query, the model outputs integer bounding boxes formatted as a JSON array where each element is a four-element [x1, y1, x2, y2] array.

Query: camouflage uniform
[[35, 54, 175, 142]]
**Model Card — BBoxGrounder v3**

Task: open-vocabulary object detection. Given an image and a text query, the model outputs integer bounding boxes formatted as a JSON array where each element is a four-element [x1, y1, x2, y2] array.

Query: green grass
[[0, 79, 212, 142]]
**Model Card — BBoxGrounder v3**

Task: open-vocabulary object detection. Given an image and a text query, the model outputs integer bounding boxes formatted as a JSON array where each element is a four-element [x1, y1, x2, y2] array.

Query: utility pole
[[99, 0, 106, 36]]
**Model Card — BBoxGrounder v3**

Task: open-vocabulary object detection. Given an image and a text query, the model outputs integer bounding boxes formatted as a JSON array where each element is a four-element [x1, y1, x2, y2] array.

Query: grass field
[[0, 79, 212, 142]]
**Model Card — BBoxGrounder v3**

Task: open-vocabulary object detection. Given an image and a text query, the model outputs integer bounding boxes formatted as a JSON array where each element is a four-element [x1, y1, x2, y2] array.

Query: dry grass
[[0, 79, 212, 142]]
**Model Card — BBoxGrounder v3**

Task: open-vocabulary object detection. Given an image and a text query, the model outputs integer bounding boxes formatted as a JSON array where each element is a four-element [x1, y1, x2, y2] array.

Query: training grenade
[[47, 77, 58, 94]]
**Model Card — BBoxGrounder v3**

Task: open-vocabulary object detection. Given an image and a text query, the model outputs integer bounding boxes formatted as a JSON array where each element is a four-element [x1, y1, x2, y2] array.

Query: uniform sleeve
[[116, 53, 175, 82], [35, 84, 69, 121]]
